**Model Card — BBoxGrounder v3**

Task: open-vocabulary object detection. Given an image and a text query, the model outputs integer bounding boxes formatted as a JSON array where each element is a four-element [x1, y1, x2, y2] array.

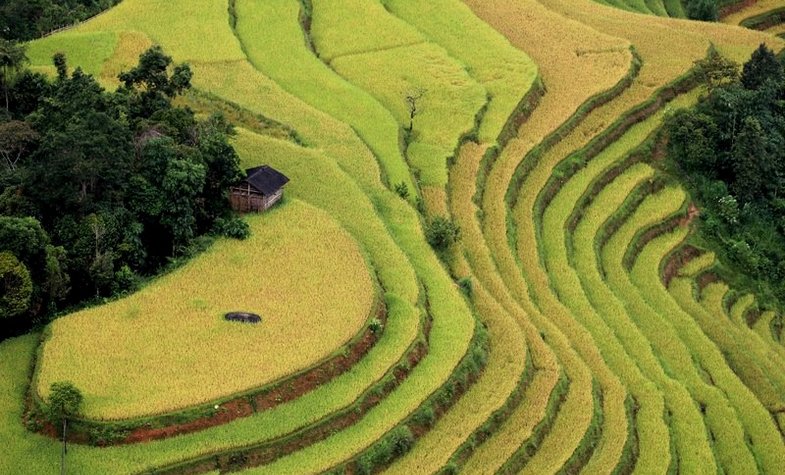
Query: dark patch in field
[[224, 312, 262, 324]]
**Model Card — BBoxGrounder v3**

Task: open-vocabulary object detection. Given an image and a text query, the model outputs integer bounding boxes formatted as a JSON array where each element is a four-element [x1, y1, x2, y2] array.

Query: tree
[[0, 39, 27, 110], [741, 44, 784, 91], [119, 46, 192, 120], [0, 251, 32, 319], [694, 48, 739, 93], [732, 116, 768, 203], [425, 216, 460, 251], [0, 120, 37, 171], [47, 381, 83, 475], [404, 88, 426, 132], [684, 0, 718, 21]]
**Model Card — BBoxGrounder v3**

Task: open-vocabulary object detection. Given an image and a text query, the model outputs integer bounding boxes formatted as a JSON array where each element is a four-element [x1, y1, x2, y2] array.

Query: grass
[[632, 229, 785, 472], [13, 0, 785, 473], [309, 0, 423, 62], [723, 0, 785, 25], [444, 142, 567, 473], [381, 0, 539, 143], [234, 0, 416, 194], [27, 31, 118, 78], [677, 251, 716, 277], [75, 0, 246, 62], [330, 42, 486, 188], [669, 277, 785, 413], [730, 293, 756, 325], [601, 186, 734, 474], [567, 162, 673, 474], [36, 199, 376, 419]]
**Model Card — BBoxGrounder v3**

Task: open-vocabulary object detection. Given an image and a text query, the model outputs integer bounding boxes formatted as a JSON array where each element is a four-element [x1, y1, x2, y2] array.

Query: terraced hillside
[[3, 0, 785, 473]]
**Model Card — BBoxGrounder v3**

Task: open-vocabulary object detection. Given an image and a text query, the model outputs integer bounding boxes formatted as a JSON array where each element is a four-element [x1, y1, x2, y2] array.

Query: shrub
[[394, 182, 409, 199], [212, 216, 250, 240], [0, 251, 32, 319], [425, 216, 460, 251], [47, 381, 83, 425], [369, 317, 383, 335], [112, 265, 139, 295], [457, 276, 472, 297]]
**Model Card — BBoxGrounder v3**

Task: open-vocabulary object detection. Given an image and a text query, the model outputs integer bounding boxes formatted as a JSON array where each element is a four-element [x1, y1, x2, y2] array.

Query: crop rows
[[5, 0, 785, 474]]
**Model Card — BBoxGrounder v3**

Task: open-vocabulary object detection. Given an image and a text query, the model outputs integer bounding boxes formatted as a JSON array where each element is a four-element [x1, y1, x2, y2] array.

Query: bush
[[112, 265, 139, 295], [394, 182, 409, 199], [212, 216, 250, 240], [457, 276, 472, 297], [0, 251, 32, 319], [369, 317, 383, 335], [425, 216, 460, 251], [47, 381, 83, 425]]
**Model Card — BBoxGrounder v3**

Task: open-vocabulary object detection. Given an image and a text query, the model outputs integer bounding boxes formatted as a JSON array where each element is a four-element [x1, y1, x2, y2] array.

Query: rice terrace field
[[5, 0, 785, 473]]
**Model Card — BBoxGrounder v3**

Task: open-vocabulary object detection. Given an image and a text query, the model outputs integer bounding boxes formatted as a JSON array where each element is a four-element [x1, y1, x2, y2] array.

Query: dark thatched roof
[[244, 165, 289, 195]]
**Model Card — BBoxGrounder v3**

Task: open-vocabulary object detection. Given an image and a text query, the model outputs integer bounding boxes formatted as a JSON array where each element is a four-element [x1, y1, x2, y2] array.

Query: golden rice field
[[35, 199, 376, 419], [5, 0, 785, 473]]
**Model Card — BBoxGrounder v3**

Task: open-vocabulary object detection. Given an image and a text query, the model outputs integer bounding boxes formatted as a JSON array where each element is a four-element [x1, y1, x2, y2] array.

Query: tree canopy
[[0, 46, 245, 336], [666, 44, 785, 308]]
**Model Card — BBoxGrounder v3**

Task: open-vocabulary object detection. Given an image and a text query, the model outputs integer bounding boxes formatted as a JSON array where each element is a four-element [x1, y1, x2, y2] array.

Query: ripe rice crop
[[75, 0, 245, 62], [382, 0, 539, 143], [36, 200, 376, 419], [632, 230, 785, 471], [330, 42, 486, 188], [722, 0, 785, 25], [27, 31, 117, 78], [310, 0, 423, 62], [234, 0, 416, 194]]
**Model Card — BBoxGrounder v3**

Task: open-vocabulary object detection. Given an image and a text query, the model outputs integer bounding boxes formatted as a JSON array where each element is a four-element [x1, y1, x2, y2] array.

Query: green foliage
[[211, 216, 250, 240], [368, 317, 383, 335], [425, 216, 460, 251], [693, 48, 739, 93], [47, 381, 83, 423], [394, 181, 409, 200], [741, 44, 784, 91], [0, 48, 242, 328], [118, 45, 193, 120], [0, 251, 32, 318], [457, 276, 472, 297], [666, 45, 785, 309], [0, 39, 27, 111], [0, 0, 121, 41], [683, 0, 718, 21]]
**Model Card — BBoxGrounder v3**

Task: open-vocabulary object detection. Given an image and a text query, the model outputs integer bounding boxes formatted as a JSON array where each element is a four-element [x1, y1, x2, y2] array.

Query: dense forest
[[667, 44, 785, 309], [0, 43, 246, 337], [0, 0, 121, 41]]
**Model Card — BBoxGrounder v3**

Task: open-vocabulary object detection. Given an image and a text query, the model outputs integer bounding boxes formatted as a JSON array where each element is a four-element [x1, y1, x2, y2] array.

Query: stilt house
[[230, 165, 289, 212]]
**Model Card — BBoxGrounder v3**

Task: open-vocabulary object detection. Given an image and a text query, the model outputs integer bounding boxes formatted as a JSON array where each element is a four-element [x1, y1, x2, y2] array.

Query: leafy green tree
[[197, 131, 242, 226], [0, 216, 69, 312], [684, 0, 718, 21], [425, 216, 460, 251], [731, 116, 767, 203], [694, 48, 739, 93], [0, 120, 37, 171], [47, 381, 83, 474], [0, 39, 27, 110], [741, 44, 784, 91], [0, 251, 32, 319], [119, 46, 192, 120]]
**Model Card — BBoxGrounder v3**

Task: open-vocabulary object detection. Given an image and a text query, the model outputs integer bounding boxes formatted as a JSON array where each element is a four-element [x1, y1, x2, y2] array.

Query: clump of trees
[[0, 44, 245, 334], [683, 0, 718, 22], [0, 0, 121, 41], [666, 44, 785, 306]]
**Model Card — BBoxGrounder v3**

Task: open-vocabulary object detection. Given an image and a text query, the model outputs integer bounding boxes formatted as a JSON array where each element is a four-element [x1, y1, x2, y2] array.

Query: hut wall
[[262, 189, 284, 210], [230, 186, 265, 212]]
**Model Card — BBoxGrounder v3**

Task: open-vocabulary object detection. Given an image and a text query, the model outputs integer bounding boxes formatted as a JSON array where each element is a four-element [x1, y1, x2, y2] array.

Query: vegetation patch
[[34, 200, 377, 419]]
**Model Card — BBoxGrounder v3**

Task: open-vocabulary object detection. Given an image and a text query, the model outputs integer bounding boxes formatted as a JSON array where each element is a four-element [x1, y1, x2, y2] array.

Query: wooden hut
[[230, 165, 290, 212]]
